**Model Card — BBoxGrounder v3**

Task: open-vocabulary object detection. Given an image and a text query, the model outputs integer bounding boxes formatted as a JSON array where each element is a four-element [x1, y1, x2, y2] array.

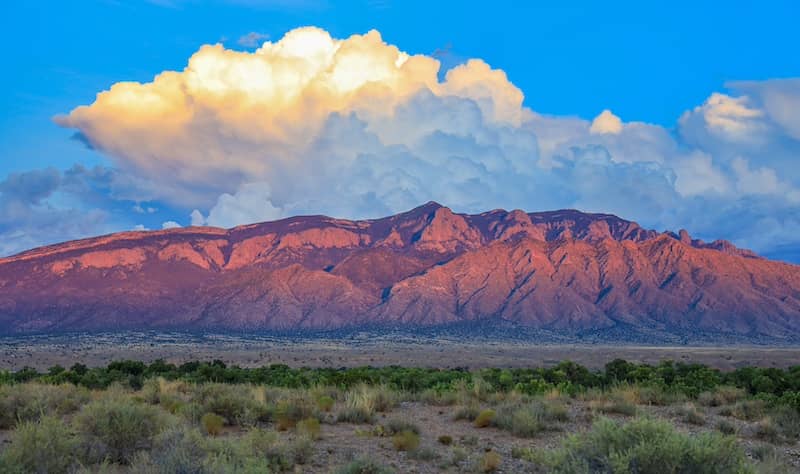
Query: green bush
[[540, 417, 754, 473], [75, 397, 173, 464], [0, 416, 78, 473]]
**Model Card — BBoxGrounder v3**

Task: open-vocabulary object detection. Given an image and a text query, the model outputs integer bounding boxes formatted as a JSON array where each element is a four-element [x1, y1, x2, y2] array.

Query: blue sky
[[1, 0, 800, 261]]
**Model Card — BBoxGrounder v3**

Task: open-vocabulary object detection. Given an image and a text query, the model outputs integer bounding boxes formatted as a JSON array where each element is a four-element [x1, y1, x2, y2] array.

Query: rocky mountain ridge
[[1, 202, 798, 341]]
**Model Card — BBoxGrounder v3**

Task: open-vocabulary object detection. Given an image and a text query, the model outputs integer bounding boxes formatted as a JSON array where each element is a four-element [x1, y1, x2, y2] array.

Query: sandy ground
[[1, 332, 799, 371]]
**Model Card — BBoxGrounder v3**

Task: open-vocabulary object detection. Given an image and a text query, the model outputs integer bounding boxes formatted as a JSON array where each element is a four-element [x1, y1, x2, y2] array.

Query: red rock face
[[1, 202, 799, 339]]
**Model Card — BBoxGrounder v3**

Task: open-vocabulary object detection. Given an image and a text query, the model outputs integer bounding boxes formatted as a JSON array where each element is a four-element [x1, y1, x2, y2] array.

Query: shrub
[[479, 451, 502, 472], [698, 386, 746, 407], [288, 436, 314, 465], [335, 458, 395, 474], [437, 434, 453, 445], [540, 417, 754, 473], [0, 383, 90, 429], [635, 385, 684, 406], [409, 446, 439, 461], [338, 406, 374, 424], [493, 400, 568, 437], [420, 388, 458, 406], [192, 383, 267, 427], [755, 417, 780, 443], [716, 419, 737, 435], [201, 412, 225, 436], [297, 417, 322, 440], [75, 397, 172, 464], [338, 385, 391, 424], [129, 427, 206, 474], [676, 403, 706, 425], [474, 409, 496, 428], [588, 393, 638, 416], [770, 405, 800, 442], [731, 399, 766, 421], [391, 430, 420, 451], [0, 416, 78, 473], [453, 404, 481, 421], [317, 395, 335, 412], [274, 396, 316, 430], [385, 418, 420, 435]]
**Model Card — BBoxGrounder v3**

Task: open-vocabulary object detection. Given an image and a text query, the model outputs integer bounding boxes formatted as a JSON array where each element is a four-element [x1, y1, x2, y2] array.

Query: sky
[[1, 0, 800, 262]]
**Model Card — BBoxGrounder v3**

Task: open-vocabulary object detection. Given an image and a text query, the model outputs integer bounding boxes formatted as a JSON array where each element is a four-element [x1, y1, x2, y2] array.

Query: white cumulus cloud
[[51, 26, 800, 260]]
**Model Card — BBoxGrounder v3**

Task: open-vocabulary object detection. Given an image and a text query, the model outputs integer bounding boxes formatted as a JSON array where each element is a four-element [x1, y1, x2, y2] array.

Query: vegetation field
[[1, 359, 799, 473]]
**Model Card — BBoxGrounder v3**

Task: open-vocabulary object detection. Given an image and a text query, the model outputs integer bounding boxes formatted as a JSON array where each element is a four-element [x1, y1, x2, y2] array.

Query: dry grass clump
[[587, 392, 637, 416], [716, 419, 737, 435], [129, 426, 207, 474], [675, 403, 706, 426], [408, 446, 439, 461], [730, 399, 766, 421], [274, 393, 317, 430], [493, 400, 569, 437], [453, 403, 481, 422], [697, 386, 746, 407], [0, 382, 90, 429], [473, 409, 496, 428], [316, 394, 335, 412], [755, 407, 800, 444], [335, 457, 395, 474], [75, 396, 174, 464], [384, 417, 420, 435], [297, 417, 321, 440], [479, 450, 502, 472], [201, 412, 225, 436], [420, 388, 459, 406], [437, 434, 453, 445], [0, 416, 78, 473], [337, 384, 394, 424], [391, 430, 420, 451]]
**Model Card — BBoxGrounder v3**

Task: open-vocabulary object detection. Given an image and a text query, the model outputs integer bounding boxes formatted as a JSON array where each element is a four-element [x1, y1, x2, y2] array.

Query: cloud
[[50, 26, 800, 261], [237, 32, 270, 48], [162, 220, 182, 229], [0, 168, 113, 256], [590, 109, 623, 134]]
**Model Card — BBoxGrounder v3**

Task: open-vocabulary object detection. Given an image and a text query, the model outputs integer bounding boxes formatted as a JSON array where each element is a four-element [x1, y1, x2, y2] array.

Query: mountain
[[1, 202, 799, 342]]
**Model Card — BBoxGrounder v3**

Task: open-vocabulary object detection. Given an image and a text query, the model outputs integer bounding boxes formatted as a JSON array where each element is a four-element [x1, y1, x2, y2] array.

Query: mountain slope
[[1, 202, 798, 340]]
